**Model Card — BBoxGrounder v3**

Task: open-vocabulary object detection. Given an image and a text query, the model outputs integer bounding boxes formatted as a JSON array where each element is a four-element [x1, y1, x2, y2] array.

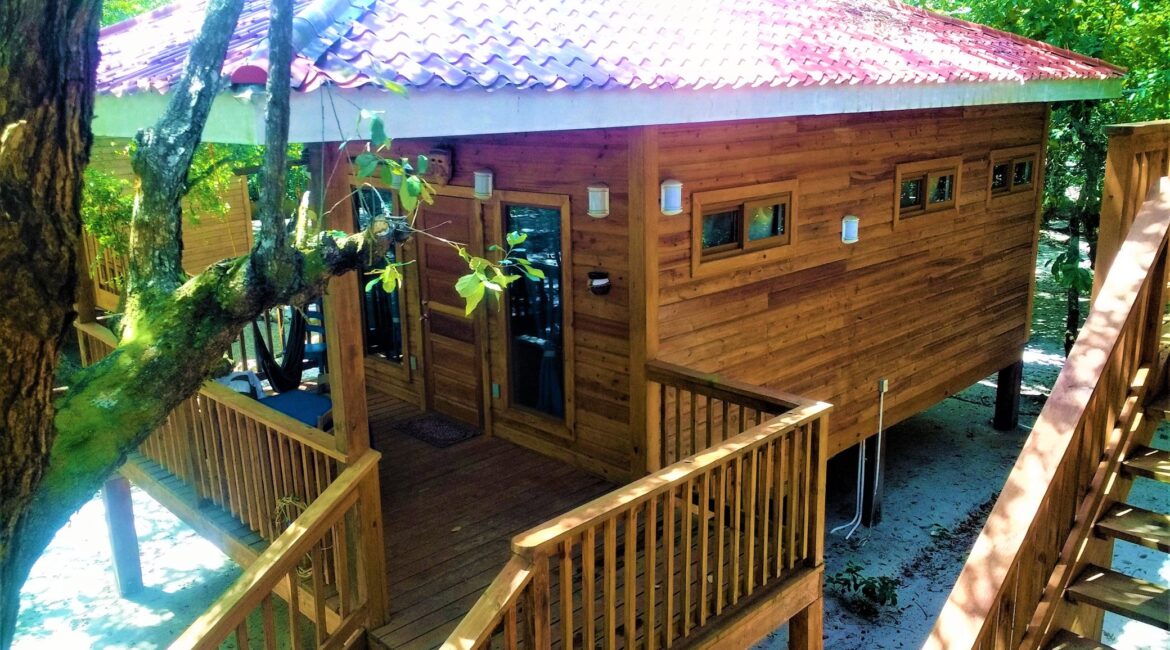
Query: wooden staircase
[[1047, 442, 1170, 649]]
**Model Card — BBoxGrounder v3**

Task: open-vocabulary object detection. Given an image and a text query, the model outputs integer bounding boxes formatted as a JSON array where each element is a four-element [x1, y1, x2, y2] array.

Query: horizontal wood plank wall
[[368, 129, 634, 481], [655, 104, 1048, 457], [88, 138, 254, 275]]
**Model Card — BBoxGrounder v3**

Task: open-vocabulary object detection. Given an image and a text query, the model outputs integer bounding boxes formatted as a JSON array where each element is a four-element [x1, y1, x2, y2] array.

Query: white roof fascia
[[92, 77, 1123, 145]]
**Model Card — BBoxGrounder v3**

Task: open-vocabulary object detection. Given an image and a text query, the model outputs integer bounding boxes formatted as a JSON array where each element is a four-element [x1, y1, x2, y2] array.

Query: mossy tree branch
[[125, 0, 245, 323]]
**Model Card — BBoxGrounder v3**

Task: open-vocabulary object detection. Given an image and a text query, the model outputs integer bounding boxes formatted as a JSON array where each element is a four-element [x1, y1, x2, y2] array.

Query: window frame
[[347, 176, 414, 381], [893, 156, 963, 227], [691, 180, 798, 277], [483, 190, 576, 440], [988, 145, 1042, 200]]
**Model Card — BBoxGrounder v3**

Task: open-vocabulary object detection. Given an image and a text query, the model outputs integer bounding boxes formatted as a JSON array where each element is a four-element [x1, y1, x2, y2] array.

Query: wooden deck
[[367, 391, 616, 649]]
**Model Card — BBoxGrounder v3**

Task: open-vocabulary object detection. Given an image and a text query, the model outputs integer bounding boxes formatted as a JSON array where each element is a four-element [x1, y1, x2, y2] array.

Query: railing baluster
[[645, 497, 658, 650], [560, 539, 574, 650], [715, 464, 726, 616], [698, 470, 710, 626], [604, 518, 617, 649], [664, 485, 675, 648], [583, 527, 596, 650]]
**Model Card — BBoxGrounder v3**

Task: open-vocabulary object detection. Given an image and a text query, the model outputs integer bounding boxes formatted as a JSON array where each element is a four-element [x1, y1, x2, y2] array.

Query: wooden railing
[[446, 398, 831, 649], [1095, 119, 1170, 297], [647, 360, 808, 467], [171, 450, 382, 650], [74, 322, 342, 544], [927, 176, 1170, 649], [82, 230, 127, 312]]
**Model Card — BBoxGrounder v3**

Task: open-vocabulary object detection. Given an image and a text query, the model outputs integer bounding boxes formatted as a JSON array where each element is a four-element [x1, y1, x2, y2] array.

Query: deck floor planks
[[368, 392, 615, 649]]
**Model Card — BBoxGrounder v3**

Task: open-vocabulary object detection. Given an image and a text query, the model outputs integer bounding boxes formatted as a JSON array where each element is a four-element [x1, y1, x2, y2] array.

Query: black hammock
[[252, 309, 307, 393]]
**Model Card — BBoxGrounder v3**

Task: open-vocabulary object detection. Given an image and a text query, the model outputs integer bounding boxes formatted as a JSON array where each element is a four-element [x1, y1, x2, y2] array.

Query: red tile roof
[[97, 0, 1122, 98]]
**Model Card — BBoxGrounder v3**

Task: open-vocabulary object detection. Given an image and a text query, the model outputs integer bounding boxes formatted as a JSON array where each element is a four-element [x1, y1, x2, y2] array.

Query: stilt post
[[102, 476, 143, 596], [993, 360, 1024, 431]]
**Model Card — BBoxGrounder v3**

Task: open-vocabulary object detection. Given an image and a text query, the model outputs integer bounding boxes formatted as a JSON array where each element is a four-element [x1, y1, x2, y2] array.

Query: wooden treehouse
[[75, 1, 1159, 648]]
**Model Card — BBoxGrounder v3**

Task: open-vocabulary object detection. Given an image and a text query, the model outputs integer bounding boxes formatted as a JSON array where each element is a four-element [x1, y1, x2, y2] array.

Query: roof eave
[[92, 77, 1123, 145]]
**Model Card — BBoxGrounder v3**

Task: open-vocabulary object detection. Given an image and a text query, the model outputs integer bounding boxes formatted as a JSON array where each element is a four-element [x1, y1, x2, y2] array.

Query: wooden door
[[417, 194, 484, 427]]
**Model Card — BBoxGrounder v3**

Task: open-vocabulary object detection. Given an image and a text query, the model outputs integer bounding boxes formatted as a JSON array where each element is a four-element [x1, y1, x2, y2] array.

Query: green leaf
[[370, 116, 388, 148], [380, 165, 396, 190], [455, 273, 486, 315], [384, 80, 408, 97], [364, 277, 381, 293], [400, 190, 418, 213], [380, 265, 403, 293], [405, 176, 423, 198], [487, 244, 503, 252], [355, 152, 380, 179], [416, 154, 429, 174], [506, 231, 527, 247]]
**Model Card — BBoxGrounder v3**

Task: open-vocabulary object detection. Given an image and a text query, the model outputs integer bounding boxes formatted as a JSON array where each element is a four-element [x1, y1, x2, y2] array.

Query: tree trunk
[[0, 1, 99, 646]]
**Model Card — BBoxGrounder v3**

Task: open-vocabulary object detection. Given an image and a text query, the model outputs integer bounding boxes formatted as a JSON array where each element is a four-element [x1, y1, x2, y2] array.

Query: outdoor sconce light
[[587, 184, 610, 218], [473, 169, 494, 200], [660, 179, 683, 216], [587, 271, 611, 295], [842, 214, 860, 244]]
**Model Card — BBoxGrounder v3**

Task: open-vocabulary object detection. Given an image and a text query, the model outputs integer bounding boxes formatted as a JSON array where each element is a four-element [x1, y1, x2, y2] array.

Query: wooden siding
[[352, 129, 636, 481], [88, 138, 254, 275], [655, 104, 1048, 456]]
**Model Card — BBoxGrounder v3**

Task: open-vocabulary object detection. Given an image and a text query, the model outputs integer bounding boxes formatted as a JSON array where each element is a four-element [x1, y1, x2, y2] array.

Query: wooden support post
[[629, 126, 661, 476], [788, 589, 823, 650], [860, 433, 885, 528], [102, 476, 143, 596], [311, 142, 370, 461], [993, 360, 1024, 431]]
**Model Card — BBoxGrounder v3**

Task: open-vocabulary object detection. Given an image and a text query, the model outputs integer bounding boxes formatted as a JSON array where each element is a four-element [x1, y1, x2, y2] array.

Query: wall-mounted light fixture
[[587, 184, 610, 218], [474, 169, 494, 200], [842, 215, 860, 244], [587, 270, 612, 295], [660, 179, 683, 216]]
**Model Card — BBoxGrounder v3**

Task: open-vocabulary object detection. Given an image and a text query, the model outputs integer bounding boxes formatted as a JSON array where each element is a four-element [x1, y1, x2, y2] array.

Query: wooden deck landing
[[367, 391, 616, 649]]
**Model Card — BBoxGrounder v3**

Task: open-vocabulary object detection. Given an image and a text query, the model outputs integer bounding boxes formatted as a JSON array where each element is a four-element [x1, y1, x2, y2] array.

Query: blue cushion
[[261, 390, 332, 427]]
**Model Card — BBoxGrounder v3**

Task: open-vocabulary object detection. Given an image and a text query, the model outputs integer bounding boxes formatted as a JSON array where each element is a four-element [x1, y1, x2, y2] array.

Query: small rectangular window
[[699, 194, 791, 259], [744, 197, 787, 244], [900, 176, 926, 212], [928, 172, 955, 207], [989, 147, 1040, 199], [1012, 157, 1034, 188], [991, 162, 1011, 193], [690, 180, 798, 276], [701, 208, 740, 252], [894, 157, 961, 222]]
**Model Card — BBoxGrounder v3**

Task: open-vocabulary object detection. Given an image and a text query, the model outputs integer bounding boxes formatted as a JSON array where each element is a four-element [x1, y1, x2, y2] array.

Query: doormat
[[397, 413, 480, 448]]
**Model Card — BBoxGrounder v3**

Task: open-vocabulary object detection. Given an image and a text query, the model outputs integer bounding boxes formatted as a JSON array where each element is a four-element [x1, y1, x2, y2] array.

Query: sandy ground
[[15, 230, 1170, 649]]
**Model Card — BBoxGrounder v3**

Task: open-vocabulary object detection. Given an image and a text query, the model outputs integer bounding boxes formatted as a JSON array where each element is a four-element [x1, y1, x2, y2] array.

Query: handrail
[[647, 359, 813, 413], [74, 321, 345, 544], [447, 396, 831, 649], [171, 450, 381, 650], [927, 178, 1170, 649], [444, 555, 536, 650], [513, 401, 831, 553], [647, 359, 813, 468]]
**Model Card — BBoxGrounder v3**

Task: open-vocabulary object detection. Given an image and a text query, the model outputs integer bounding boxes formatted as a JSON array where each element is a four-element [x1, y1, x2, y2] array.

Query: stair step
[[1123, 446, 1170, 483], [1048, 629, 1117, 650], [1097, 502, 1170, 552], [1067, 565, 1170, 631]]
